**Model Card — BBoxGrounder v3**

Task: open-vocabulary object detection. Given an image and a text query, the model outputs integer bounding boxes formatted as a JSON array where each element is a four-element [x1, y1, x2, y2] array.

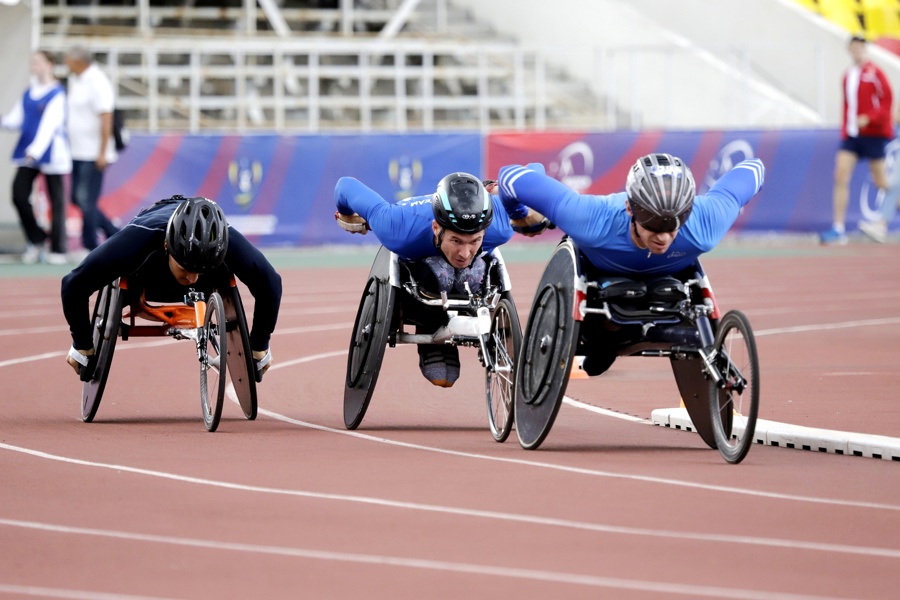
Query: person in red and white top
[[822, 35, 894, 245]]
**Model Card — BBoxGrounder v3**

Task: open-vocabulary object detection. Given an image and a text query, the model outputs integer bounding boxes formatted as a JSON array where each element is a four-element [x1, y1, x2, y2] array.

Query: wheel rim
[[201, 295, 226, 432], [520, 285, 562, 406], [711, 312, 759, 463], [487, 302, 515, 440], [347, 278, 379, 388]]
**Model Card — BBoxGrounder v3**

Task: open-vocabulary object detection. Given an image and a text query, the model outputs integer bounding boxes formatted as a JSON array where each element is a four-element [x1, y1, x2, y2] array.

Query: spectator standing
[[821, 35, 894, 245], [1, 50, 71, 264], [64, 45, 120, 252]]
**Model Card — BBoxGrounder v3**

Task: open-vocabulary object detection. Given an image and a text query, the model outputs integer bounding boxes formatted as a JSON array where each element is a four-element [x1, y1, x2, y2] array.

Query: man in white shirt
[[64, 45, 120, 251]]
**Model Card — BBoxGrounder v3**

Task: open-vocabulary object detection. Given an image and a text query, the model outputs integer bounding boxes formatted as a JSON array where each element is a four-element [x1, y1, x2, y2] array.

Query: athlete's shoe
[[21, 244, 40, 264], [859, 219, 888, 243], [44, 252, 69, 265], [819, 227, 848, 246], [418, 344, 461, 388]]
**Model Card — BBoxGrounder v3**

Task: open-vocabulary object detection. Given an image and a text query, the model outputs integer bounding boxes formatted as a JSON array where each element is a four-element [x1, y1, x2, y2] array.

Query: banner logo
[[549, 141, 594, 192], [389, 155, 423, 201], [228, 158, 264, 209], [702, 139, 755, 192]]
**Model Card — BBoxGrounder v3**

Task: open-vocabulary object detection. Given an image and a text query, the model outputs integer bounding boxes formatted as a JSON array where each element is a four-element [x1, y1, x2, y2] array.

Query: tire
[[81, 282, 123, 423], [344, 246, 395, 430], [201, 292, 227, 432], [708, 309, 760, 464], [485, 295, 521, 443], [222, 286, 257, 420], [514, 241, 581, 450]]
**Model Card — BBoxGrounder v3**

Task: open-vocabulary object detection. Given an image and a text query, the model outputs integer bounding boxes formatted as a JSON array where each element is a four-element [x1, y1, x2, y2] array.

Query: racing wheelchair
[[80, 276, 259, 432], [344, 246, 521, 442], [515, 238, 760, 464]]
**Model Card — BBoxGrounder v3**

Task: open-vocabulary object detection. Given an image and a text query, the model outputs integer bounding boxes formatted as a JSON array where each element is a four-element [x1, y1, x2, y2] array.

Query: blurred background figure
[[821, 35, 894, 246], [1, 49, 71, 265], [64, 44, 119, 253]]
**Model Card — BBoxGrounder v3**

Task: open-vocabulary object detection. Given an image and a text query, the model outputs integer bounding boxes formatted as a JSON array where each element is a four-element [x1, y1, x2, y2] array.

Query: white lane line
[[0, 309, 60, 319], [0, 323, 350, 369], [0, 325, 68, 337], [562, 397, 651, 424], [277, 305, 357, 316], [0, 340, 175, 369], [271, 323, 351, 337], [0, 583, 183, 600], [253, 408, 900, 512], [0, 519, 868, 600], [3, 442, 900, 557], [754, 317, 900, 337]]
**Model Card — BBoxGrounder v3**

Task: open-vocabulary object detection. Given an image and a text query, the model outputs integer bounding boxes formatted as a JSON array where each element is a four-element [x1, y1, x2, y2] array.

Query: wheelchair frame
[[515, 238, 760, 464], [80, 275, 258, 432], [343, 246, 522, 442]]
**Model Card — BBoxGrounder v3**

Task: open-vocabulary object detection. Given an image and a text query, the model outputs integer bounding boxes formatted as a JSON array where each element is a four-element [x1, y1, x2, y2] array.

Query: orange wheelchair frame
[[80, 275, 258, 432]]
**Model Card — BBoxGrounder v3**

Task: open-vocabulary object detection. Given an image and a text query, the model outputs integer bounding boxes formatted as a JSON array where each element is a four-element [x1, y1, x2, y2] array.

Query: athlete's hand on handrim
[[511, 208, 554, 237], [335, 211, 370, 234]]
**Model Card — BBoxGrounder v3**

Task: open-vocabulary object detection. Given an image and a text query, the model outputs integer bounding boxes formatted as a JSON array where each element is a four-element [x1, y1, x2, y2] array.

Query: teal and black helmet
[[431, 172, 493, 235]]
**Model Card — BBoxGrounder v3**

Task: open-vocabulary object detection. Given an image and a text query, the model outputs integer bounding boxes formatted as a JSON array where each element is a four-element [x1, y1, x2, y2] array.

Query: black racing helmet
[[625, 153, 696, 232], [165, 196, 229, 273], [431, 172, 493, 234]]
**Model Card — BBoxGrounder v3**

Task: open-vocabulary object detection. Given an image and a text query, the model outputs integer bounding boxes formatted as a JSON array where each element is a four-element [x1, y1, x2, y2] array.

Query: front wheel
[[200, 292, 227, 432], [708, 310, 760, 464], [485, 297, 521, 443]]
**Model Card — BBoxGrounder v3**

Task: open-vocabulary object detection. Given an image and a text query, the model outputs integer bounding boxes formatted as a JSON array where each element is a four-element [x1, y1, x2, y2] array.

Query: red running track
[[0, 242, 898, 600]]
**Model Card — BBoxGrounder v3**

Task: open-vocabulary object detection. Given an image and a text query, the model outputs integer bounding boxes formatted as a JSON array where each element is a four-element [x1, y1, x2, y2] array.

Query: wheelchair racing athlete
[[334, 172, 547, 388], [497, 152, 765, 377], [61, 195, 283, 378]]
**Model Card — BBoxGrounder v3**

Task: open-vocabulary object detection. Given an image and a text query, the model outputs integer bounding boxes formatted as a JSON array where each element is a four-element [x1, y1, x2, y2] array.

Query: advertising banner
[[487, 130, 896, 233], [100, 133, 482, 246]]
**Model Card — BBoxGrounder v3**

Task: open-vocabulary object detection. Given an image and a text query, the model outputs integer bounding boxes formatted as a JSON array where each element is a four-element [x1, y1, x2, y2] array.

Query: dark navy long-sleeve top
[[61, 198, 282, 351]]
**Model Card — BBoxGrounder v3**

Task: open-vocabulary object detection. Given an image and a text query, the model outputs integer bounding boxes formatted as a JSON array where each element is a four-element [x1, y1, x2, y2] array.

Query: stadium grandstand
[[8, 0, 900, 133]]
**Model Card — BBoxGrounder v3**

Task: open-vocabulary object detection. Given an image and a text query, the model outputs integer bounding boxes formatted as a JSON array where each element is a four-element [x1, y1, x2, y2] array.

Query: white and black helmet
[[625, 153, 696, 232]]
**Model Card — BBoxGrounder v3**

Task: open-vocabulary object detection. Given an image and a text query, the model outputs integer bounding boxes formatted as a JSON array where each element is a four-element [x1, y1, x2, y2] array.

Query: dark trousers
[[71, 159, 119, 250], [12, 166, 67, 254]]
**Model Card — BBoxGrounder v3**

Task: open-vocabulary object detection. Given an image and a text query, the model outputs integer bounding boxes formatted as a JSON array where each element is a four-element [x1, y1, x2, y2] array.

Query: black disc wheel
[[514, 241, 580, 450], [201, 292, 227, 432], [485, 296, 521, 443], [222, 286, 257, 420], [709, 310, 760, 464], [344, 246, 395, 430], [81, 282, 123, 422]]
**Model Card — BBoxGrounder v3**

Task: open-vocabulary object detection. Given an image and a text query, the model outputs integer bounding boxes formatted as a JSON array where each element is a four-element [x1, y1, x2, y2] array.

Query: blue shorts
[[840, 135, 890, 160]]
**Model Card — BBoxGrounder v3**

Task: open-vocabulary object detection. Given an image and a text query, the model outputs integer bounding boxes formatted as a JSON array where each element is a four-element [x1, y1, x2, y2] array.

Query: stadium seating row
[[795, 0, 900, 42]]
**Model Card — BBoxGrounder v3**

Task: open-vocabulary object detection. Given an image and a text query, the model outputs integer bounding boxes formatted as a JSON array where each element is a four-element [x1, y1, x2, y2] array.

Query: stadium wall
[[77, 129, 892, 249], [0, 3, 33, 234]]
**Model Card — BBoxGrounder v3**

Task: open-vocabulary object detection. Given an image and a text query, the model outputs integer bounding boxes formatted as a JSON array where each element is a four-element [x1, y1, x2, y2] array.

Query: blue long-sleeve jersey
[[334, 177, 528, 261], [498, 159, 765, 276]]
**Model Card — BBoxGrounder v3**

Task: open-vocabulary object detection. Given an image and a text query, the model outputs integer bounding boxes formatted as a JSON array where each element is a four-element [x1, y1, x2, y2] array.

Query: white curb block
[[650, 408, 900, 461]]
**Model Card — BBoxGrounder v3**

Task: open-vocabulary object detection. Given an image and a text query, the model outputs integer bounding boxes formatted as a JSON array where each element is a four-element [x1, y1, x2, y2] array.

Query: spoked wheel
[[708, 310, 760, 464], [514, 241, 581, 450], [484, 295, 521, 443], [200, 292, 227, 432], [82, 282, 123, 422], [222, 286, 257, 420], [344, 246, 395, 430]]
